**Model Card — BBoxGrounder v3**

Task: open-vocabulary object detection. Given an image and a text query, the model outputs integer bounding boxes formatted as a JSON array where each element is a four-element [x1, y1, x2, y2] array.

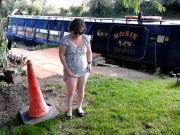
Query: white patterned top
[[60, 34, 90, 80]]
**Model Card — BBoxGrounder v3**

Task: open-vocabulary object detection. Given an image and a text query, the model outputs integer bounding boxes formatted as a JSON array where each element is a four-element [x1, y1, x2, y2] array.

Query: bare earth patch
[[0, 66, 154, 127]]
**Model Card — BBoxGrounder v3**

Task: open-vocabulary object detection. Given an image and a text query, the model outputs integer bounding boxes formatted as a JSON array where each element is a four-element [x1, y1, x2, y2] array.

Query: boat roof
[[8, 15, 180, 25]]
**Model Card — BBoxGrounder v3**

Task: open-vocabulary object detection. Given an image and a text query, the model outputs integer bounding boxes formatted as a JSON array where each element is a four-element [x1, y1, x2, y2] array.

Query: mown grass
[[0, 75, 179, 135]]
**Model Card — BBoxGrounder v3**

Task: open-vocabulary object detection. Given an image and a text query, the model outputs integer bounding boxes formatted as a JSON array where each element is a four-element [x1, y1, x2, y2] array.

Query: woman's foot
[[77, 107, 85, 117], [66, 112, 72, 119]]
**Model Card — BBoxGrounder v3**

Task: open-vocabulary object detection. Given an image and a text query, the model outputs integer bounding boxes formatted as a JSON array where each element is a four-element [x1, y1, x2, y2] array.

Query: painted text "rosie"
[[114, 31, 138, 40]]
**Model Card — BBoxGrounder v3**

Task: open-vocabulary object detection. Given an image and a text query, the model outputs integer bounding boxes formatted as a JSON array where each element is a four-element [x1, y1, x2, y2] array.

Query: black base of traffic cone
[[20, 105, 59, 124]]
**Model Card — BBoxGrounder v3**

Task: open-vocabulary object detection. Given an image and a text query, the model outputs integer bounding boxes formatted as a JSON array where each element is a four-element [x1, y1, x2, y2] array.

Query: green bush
[[0, 25, 7, 66]]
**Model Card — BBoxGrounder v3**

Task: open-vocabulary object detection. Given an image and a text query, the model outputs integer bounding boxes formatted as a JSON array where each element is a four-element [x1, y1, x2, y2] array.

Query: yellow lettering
[[125, 31, 129, 37], [133, 34, 138, 40], [114, 33, 119, 39], [129, 32, 134, 38], [119, 31, 124, 37], [114, 31, 138, 40]]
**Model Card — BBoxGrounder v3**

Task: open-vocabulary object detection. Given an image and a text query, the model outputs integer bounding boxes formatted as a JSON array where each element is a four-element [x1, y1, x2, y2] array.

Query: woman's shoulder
[[60, 34, 71, 45], [82, 34, 88, 39], [82, 34, 90, 45]]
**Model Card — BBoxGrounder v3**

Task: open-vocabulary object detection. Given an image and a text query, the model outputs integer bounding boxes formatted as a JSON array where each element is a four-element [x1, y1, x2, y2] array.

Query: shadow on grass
[[167, 81, 180, 89]]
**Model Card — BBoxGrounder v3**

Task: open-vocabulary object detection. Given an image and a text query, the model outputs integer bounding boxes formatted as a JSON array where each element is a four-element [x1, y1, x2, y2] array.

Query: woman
[[59, 18, 92, 119]]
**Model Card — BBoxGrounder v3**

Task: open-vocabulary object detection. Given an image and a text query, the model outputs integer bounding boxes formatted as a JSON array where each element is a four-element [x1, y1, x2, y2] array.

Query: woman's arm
[[59, 45, 74, 76], [86, 44, 93, 72]]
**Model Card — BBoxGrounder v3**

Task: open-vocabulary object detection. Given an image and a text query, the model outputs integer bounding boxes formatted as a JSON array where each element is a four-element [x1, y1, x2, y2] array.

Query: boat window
[[6, 19, 12, 31], [25, 27, 35, 38], [48, 30, 61, 42], [17, 26, 25, 36], [35, 28, 48, 39], [11, 25, 16, 33]]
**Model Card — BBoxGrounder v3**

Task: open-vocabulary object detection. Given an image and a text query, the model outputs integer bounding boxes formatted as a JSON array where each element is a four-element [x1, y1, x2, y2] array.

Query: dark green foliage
[[0, 0, 180, 18], [69, 5, 84, 17]]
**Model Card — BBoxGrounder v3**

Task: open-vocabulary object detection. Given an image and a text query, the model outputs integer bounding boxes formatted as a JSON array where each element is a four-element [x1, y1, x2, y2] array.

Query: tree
[[57, 8, 69, 16], [14, 0, 30, 13], [69, 5, 84, 17], [88, 0, 165, 17], [88, 0, 115, 17], [1, 0, 48, 16], [1, 0, 15, 16], [160, 0, 178, 5], [0, 0, 8, 67], [118, 0, 165, 14], [41, 0, 46, 15]]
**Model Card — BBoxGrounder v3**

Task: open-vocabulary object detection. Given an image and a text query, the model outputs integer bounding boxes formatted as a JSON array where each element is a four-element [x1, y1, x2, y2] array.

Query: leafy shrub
[[0, 25, 7, 66]]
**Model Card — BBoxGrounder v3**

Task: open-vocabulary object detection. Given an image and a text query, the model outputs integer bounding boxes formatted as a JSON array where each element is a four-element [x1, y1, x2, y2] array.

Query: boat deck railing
[[9, 15, 180, 25], [9, 15, 125, 23]]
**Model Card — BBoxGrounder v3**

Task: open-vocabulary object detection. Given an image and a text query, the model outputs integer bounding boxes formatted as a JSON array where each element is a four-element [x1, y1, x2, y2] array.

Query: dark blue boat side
[[5, 15, 180, 71]]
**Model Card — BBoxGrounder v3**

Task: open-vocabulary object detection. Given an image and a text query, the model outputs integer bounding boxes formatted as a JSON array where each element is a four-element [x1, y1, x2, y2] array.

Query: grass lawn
[[0, 75, 179, 135]]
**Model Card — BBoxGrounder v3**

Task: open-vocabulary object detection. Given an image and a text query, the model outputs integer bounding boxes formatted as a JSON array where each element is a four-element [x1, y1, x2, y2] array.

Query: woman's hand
[[87, 64, 92, 73], [67, 68, 75, 77]]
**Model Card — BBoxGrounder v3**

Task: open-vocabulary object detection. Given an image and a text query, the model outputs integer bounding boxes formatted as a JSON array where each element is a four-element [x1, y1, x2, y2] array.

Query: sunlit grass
[[0, 75, 180, 135]]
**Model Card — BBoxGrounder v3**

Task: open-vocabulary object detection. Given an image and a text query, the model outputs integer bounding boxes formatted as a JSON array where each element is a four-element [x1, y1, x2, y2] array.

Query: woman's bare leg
[[76, 73, 89, 111], [66, 77, 78, 116]]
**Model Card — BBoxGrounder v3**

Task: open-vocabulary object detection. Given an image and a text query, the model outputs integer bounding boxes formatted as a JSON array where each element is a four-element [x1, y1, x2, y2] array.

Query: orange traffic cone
[[27, 60, 49, 117], [20, 60, 59, 124]]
